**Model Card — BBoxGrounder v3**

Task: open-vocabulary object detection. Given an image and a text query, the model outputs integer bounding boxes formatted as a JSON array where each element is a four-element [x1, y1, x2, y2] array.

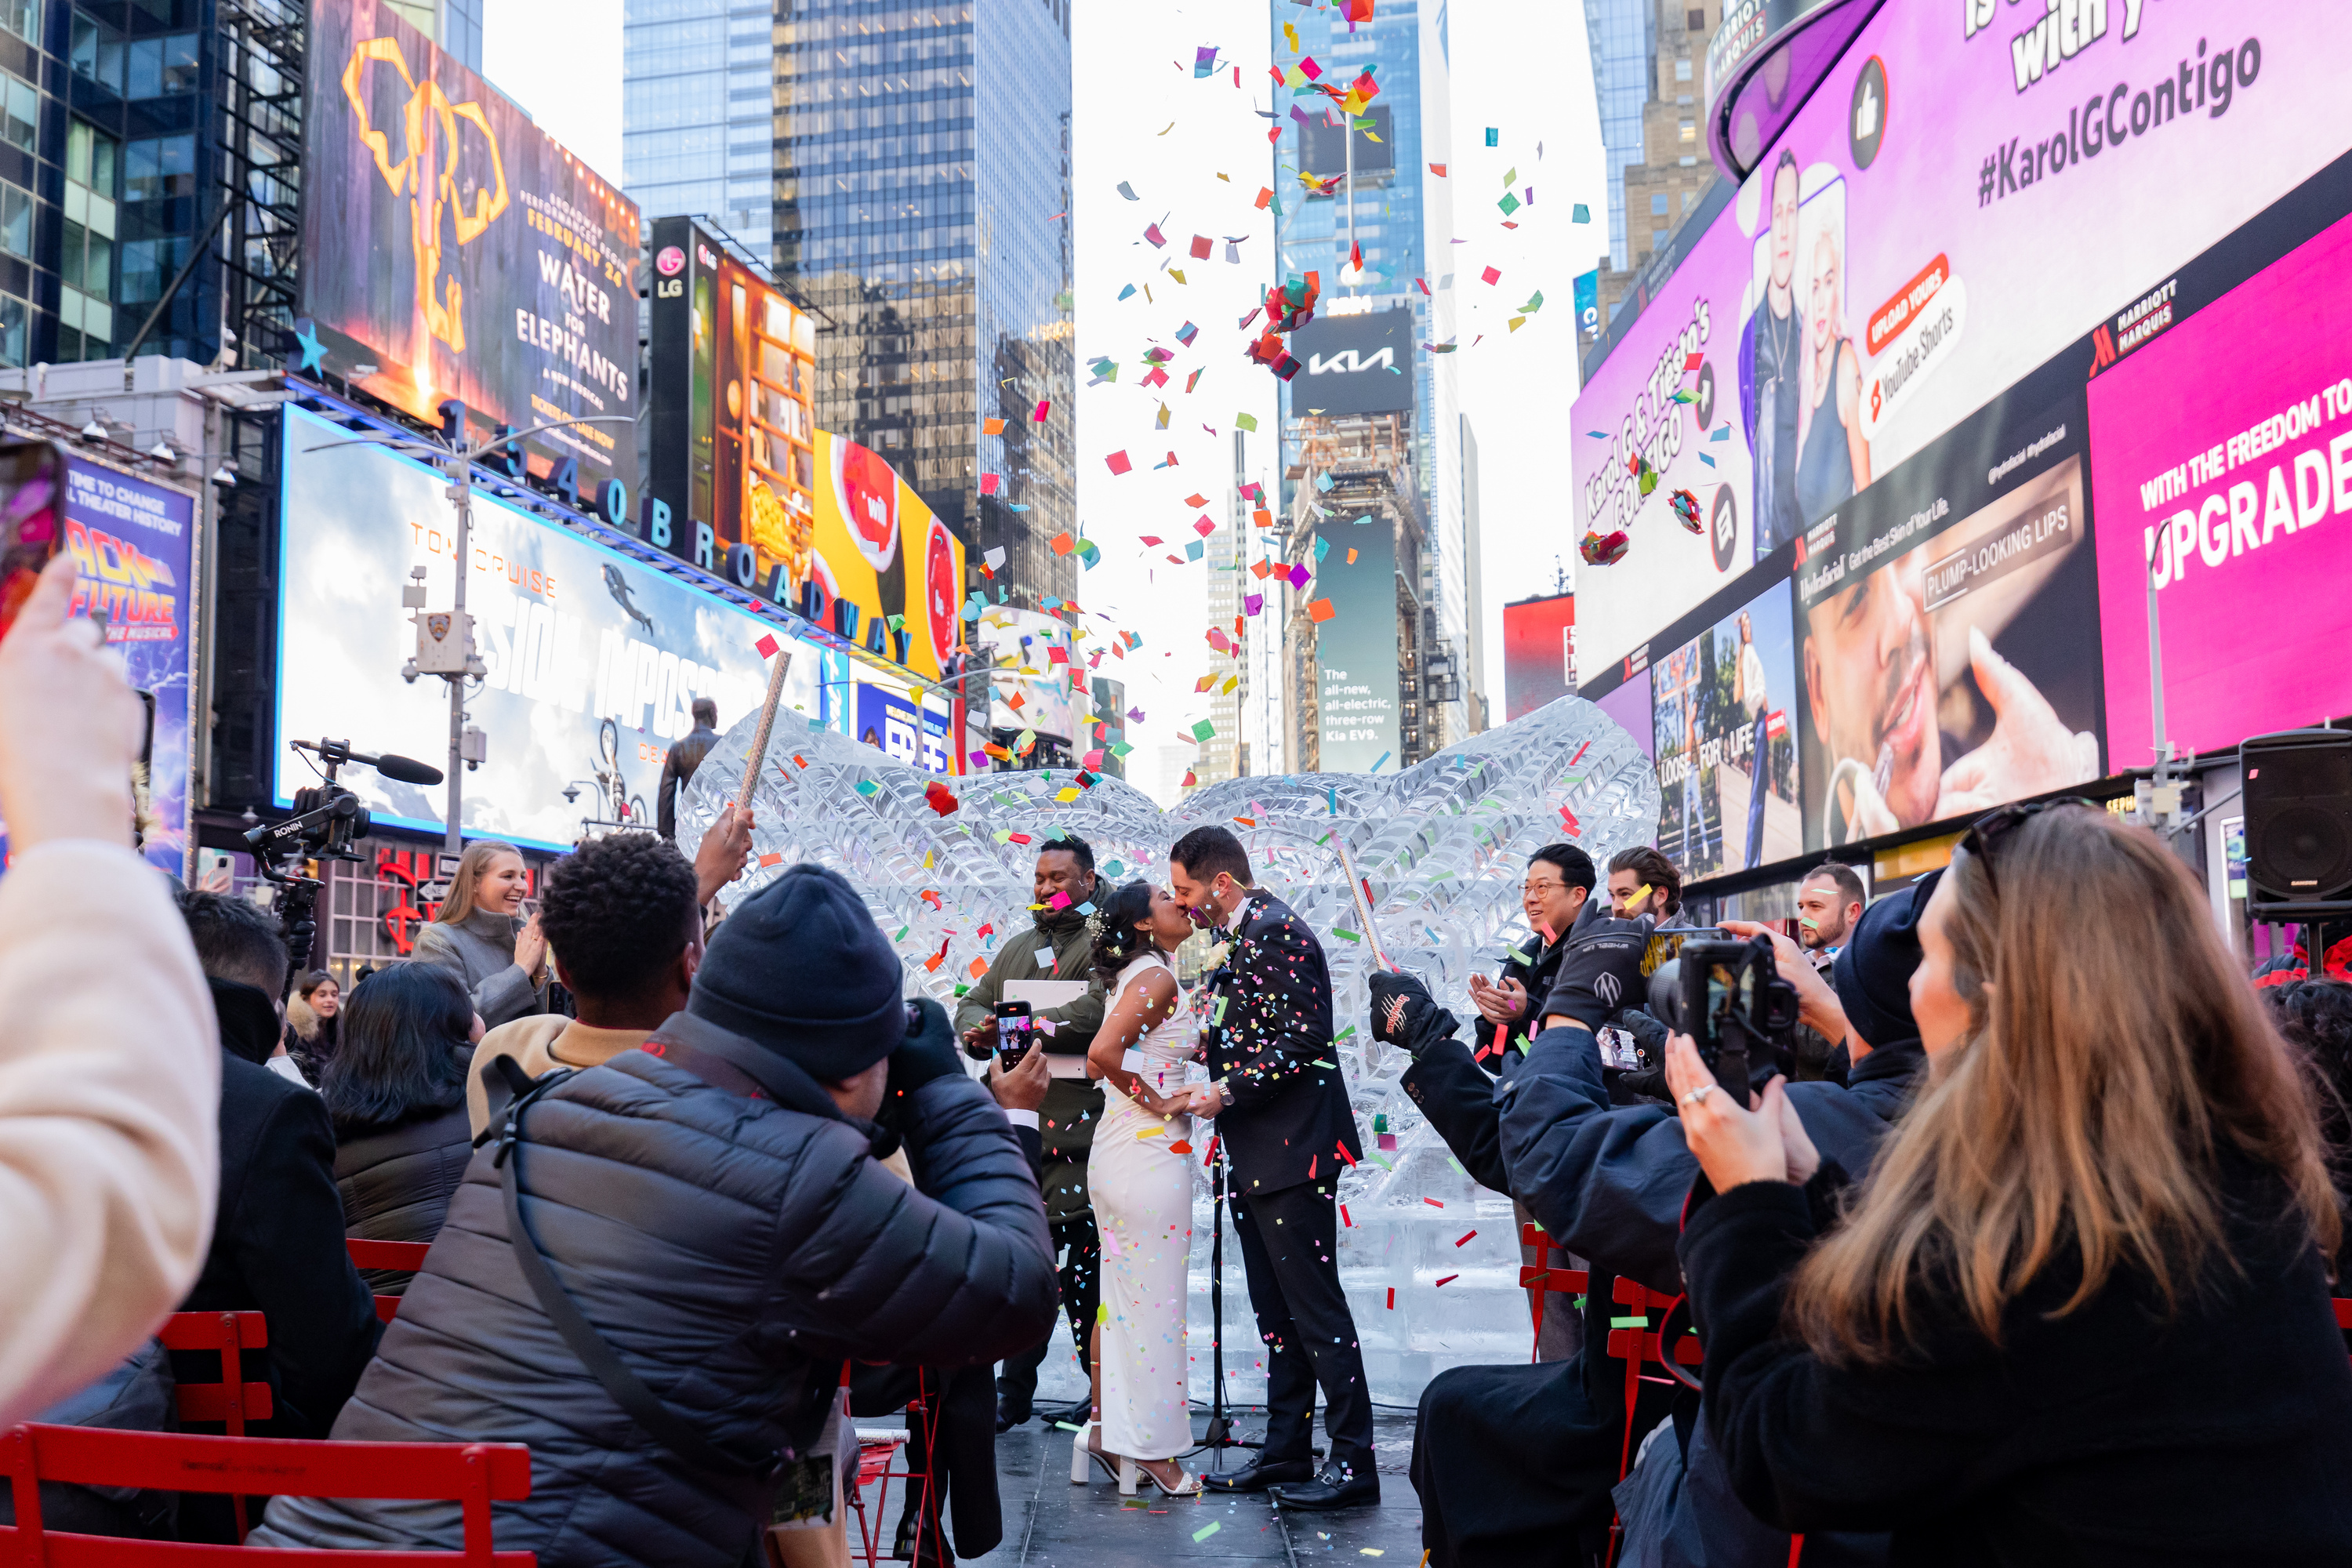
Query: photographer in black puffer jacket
[[251, 863, 1058, 1568]]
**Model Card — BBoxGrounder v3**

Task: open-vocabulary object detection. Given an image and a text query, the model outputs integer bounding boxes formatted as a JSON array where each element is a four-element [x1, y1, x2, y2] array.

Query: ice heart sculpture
[[680, 695, 1657, 1403]]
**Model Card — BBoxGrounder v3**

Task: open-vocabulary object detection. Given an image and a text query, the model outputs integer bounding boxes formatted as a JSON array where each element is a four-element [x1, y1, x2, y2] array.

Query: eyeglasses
[[1958, 797, 2097, 893], [1521, 879, 1567, 896]]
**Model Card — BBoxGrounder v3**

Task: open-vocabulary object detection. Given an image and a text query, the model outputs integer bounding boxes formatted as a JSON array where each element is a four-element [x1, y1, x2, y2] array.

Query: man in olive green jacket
[[955, 836, 1106, 1432]]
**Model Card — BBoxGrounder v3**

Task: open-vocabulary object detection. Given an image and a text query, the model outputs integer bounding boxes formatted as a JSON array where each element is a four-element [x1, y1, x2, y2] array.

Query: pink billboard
[[1571, 2, 2351, 678], [2089, 209, 2352, 766]]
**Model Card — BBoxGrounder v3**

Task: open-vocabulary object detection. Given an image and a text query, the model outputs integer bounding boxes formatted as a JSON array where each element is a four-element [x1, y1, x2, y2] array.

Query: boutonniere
[[1200, 939, 1233, 971]]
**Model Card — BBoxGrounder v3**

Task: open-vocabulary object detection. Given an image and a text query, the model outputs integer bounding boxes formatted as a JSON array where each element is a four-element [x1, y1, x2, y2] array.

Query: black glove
[[1540, 916, 1658, 1031], [884, 997, 961, 1109], [1369, 969, 1458, 1059]]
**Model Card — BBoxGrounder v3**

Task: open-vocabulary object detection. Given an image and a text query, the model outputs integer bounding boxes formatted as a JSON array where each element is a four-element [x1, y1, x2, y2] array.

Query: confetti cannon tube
[[1332, 836, 1397, 973], [737, 646, 793, 808]]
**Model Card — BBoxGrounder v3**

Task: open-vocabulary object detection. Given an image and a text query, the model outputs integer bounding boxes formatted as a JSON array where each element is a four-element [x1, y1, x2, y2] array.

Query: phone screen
[[0, 440, 65, 641], [994, 1004, 1033, 1068]]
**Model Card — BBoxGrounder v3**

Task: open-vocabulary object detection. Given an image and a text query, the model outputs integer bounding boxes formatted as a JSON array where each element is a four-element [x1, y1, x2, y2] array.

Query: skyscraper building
[[1196, 430, 1250, 787], [622, 0, 775, 260], [768, 0, 1076, 610], [385, 0, 483, 73], [1584, 0, 1653, 274], [1268, 0, 1474, 760], [1589, 0, 1722, 330]]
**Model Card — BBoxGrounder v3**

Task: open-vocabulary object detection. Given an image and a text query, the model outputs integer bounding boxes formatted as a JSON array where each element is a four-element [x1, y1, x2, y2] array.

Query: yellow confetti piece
[[1136, 1126, 1163, 1139], [1054, 787, 1081, 803]]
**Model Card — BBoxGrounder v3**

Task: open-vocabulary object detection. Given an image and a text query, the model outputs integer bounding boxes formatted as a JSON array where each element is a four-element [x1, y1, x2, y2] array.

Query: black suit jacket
[[1201, 890, 1363, 1196], [177, 980, 383, 1441]]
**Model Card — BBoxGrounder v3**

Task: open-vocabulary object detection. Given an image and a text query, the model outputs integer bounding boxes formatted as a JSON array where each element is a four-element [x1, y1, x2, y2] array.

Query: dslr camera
[[1648, 934, 1802, 1107]]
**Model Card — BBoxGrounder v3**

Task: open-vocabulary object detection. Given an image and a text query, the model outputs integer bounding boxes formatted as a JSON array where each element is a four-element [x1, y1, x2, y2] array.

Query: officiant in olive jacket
[[955, 835, 1108, 1430]]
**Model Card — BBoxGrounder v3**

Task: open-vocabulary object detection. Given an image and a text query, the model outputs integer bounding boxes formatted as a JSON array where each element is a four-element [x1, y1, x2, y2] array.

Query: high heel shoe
[[1069, 1422, 1119, 1485], [1120, 1456, 1203, 1497]]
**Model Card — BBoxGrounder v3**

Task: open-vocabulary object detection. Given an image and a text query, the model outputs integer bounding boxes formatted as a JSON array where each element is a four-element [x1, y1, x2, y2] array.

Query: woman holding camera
[[412, 840, 549, 1031], [1668, 804, 2352, 1562]]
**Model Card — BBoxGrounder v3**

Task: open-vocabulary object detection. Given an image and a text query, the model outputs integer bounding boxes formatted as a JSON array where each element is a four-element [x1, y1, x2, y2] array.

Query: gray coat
[[248, 1012, 1057, 1568], [411, 908, 548, 1030]]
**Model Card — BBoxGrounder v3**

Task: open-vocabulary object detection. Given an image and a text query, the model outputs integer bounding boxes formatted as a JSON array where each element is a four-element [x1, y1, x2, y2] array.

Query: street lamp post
[[303, 411, 638, 854]]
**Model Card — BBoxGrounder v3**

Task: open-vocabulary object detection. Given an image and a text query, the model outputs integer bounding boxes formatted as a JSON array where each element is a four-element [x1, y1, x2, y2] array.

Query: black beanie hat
[[688, 863, 908, 1081], [1831, 868, 1940, 1051]]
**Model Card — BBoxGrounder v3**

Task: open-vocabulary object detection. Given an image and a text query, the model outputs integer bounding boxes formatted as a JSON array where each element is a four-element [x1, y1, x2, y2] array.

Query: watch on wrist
[[1214, 1078, 1235, 1108]]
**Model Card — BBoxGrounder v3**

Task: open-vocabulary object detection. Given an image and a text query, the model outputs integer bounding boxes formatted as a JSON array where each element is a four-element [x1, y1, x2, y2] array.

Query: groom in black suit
[[1168, 825, 1376, 1510]]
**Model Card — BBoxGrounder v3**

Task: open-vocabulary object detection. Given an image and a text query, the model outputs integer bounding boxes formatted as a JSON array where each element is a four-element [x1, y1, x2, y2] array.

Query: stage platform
[[897, 1408, 1425, 1566]]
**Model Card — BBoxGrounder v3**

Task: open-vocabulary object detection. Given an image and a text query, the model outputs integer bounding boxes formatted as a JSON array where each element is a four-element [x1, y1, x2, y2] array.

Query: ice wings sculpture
[[680, 695, 1658, 1403]]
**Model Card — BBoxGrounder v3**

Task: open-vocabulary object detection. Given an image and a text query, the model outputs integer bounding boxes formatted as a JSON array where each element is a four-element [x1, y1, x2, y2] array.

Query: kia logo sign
[[1286, 307, 1414, 416], [1305, 347, 1395, 376]]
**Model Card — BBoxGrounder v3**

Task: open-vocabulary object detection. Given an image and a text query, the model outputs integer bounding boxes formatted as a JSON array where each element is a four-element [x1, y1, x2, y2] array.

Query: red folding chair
[[0, 1423, 531, 1566], [158, 1311, 272, 1537], [349, 1238, 434, 1324], [1518, 1221, 1590, 1362], [837, 1366, 937, 1568], [1602, 1278, 1703, 1481]]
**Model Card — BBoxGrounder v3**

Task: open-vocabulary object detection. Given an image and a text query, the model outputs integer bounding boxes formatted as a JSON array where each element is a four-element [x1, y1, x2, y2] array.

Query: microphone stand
[[1200, 1142, 1257, 1465]]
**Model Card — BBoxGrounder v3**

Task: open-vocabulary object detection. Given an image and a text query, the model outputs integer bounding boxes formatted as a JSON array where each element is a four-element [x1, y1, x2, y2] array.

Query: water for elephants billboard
[[300, 0, 641, 495], [1571, 0, 2347, 677]]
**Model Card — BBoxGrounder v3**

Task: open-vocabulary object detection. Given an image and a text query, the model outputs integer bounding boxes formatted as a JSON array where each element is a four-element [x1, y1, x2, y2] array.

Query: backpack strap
[[491, 1075, 816, 1481]]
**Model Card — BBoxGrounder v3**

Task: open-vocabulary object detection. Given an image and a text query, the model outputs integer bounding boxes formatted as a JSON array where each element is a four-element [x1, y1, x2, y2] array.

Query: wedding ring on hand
[[1679, 1086, 1714, 1107]]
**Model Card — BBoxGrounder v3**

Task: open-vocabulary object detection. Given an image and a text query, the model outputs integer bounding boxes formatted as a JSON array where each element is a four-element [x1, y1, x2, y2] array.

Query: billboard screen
[[1501, 591, 1574, 720], [1794, 391, 2104, 854], [809, 433, 965, 683], [300, 0, 640, 495], [1650, 576, 1799, 881], [1299, 104, 1396, 182], [1289, 309, 1414, 418], [1313, 517, 1399, 771], [275, 405, 822, 851], [38, 460, 196, 877], [853, 682, 953, 776], [1570, 1, 2348, 677], [2089, 205, 2352, 766], [976, 605, 1080, 744], [645, 217, 819, 599]]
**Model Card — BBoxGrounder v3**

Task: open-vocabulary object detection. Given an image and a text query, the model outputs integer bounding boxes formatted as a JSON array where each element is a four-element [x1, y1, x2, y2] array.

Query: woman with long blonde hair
[[1665, 802, 2352, 1561], [410, 839, 549, 1030]]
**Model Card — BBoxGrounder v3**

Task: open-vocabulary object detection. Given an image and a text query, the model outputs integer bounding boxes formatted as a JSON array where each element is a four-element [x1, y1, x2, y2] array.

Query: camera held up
[[1648, 934, 1802, 1107]]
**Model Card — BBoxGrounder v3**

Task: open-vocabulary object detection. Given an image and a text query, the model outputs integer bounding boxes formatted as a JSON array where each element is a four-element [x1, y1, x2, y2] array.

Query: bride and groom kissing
[[1071, 824, 1375, 1509]]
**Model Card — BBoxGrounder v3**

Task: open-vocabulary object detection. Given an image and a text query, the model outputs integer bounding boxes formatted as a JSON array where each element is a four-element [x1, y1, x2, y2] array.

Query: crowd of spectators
[[5, 535, 2352, 1566]]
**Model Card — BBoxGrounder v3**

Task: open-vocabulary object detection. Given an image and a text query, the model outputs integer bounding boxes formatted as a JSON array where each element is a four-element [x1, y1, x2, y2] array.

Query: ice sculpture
[[679, 695, 1660, 1406]]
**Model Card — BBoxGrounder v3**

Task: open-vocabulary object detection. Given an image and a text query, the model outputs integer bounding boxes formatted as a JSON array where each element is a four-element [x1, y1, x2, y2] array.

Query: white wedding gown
[[1087, 951, 1199, 1461]]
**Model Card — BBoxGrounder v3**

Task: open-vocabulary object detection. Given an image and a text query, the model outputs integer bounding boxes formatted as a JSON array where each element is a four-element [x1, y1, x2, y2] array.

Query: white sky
[[488, 2, 1605, 804]]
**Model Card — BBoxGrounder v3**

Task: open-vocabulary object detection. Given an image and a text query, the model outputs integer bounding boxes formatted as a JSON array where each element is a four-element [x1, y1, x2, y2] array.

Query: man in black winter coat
[[172, 892, 384, 1541], [249, 863, 1058, 1568], [1400, 844, 1596, 1362]]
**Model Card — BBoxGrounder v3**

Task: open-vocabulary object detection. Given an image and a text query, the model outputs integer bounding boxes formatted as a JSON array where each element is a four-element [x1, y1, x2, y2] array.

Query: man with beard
[[958, 837, 1107, 1433], [1802, 548, 2096, 844], [1795, 861, 1867, 970], [1741, 149, 1806, 559]]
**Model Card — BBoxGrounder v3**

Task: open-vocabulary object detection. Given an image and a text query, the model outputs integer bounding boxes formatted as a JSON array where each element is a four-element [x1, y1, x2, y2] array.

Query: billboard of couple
[[1739, 152, 1872, 562]]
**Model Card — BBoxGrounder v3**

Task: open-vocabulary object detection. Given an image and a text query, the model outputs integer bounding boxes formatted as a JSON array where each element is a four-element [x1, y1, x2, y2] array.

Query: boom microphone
[[289, 738, 445, 787], [371, 753, 445, 786]]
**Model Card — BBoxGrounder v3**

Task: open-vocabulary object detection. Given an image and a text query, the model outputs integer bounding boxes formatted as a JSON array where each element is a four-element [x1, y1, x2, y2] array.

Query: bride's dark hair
[[1089, 878, 1159, 985]]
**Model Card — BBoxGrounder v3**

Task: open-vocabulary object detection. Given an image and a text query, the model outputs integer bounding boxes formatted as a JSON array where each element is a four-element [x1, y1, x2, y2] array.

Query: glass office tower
[[623, 0, 775, 259], [769, 0, 1075, 607]]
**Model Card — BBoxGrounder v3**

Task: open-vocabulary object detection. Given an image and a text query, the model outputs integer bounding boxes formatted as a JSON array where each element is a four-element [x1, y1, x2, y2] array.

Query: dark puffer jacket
[[250, 1023, 1057, 1568], [333, 1102, 474, 1296]]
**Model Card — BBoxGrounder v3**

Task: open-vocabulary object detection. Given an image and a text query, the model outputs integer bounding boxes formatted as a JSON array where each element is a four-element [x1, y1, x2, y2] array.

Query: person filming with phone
[[1668, 804, 2352, 1563], [955, 836, 1108, 1433]]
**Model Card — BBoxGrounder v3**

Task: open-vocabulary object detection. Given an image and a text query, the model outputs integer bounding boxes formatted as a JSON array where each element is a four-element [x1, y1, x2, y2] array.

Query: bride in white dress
[[1073, 879, 1203, 1497]]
